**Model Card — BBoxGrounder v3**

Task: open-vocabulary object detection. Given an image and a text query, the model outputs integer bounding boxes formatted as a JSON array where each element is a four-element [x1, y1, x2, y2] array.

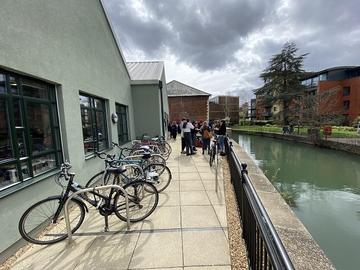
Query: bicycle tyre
[[19, 196, 85, 245], [143, 163, 172, 192], [113, 180, 159, 222]]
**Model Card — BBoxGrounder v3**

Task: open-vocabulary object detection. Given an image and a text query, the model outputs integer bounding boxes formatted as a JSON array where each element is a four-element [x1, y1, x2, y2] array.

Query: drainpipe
[[159, 80, 165, 137]]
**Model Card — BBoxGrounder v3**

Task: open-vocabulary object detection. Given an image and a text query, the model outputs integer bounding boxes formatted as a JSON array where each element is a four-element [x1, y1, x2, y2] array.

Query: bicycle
[[86, 150, 172, 193], [209, 138, 219, 167], [18, 162, 159, 245]]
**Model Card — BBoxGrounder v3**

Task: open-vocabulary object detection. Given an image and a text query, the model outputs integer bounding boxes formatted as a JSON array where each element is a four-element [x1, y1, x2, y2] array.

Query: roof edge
[[127, 61, 164, 81], [99, 0, 131, 80], [131, 79, 160, 85], [167, 80, 211, 96]]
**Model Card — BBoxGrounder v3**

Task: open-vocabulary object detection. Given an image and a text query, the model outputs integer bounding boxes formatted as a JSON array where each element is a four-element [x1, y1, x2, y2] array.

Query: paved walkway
[[9, 141, 230, 270]]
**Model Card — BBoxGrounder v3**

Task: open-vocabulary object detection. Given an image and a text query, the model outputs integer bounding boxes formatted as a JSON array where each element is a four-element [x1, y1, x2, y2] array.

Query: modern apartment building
[[209, 96, 239, 124], [0, 0, 168, 260], [300, 66, 360, 124]]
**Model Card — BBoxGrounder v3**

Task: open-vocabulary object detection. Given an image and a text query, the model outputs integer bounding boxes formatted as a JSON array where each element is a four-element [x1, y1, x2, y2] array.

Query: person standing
[[200, 121, 211, 154], [183, 119, 195, 156], [170, 121, 178, 140], [218, 119, 226, 153], [180, 118, 186, 153]]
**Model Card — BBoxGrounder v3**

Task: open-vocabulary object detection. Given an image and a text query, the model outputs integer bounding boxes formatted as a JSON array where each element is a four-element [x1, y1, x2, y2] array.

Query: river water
[[231, 133, 360, 270]]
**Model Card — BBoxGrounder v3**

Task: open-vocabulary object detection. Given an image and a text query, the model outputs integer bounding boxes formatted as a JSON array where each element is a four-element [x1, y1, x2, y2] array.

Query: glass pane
[[17, 131, 27, 157], [26, 103, 53, 154], [98, 140, 107, 151], [0, 99, 13, 160], [95, 111, 106, 141], [13, 99, 23, 127], [0, 74, 6, 93], [0, 163, 19, 188], [81, 107, 93, 152], [20, 162, 30, 179], [84, 140, 95, 155], [9, 76, 19, 95], [94, 98, 104, 110], [32, 154, 56, 176], [22, 79, 48, 99], [79, 95, 90, 107]]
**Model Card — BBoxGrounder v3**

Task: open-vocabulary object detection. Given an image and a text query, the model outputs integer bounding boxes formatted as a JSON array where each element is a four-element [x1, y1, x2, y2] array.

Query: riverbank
[[231, 128, 360, 155], [229, 140, 334, 269], [230, 133, 360, 269]]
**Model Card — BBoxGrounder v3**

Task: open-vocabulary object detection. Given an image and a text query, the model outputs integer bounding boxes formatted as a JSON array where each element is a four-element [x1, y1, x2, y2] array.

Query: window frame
[[343, 87, 350, 97], [0, 69, 62, 194], [115, 103, 130, 145], [79, 92, 109, 157]]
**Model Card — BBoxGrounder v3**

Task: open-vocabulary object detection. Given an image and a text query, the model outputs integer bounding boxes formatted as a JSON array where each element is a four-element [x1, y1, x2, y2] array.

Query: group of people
[[168, 119, 227, 156]]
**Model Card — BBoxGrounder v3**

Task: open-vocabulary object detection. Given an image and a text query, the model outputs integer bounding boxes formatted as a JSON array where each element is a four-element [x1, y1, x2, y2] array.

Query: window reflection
[[0, 99, 12, 160], [0, 74, 5, 93], [0, 163, 19, 187], [22, 79, 48, 99], [80, 93, 108, 155], [32, 154, 56, 176], [27, 103, 53, 153]]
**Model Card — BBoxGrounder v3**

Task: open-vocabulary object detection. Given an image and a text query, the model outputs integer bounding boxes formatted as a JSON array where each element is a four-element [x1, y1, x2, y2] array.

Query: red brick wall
[[168, 96, 209, 122], [318, 77, 360, 123]]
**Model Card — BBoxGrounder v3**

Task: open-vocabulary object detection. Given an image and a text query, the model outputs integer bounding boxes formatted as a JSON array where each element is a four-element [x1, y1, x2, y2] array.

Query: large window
[[116, 103, 129, 144], [0, 70, 62, 190], [80, 94, 108, 155]]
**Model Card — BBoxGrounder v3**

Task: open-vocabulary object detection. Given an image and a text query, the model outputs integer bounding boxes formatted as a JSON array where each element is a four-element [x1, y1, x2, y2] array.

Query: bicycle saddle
[[142, 152, 151, 159], [140, 145, 150, 151], [107, 166, 127, 174]]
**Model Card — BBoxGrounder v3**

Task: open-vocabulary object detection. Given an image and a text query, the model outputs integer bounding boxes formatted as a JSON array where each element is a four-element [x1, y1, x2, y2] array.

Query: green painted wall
[[132, 85, 162, 138], [0, 0, 135, 257]]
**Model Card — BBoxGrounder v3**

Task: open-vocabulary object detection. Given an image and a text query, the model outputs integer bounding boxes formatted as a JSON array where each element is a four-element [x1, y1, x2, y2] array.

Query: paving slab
[[7, 140, 231, 270]]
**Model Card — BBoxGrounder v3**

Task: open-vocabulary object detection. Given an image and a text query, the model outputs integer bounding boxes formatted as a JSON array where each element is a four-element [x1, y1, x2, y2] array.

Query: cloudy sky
[[104, 0, 360, 104]]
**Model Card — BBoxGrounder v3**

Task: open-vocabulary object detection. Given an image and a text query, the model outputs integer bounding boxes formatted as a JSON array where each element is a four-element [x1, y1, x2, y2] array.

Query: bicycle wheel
[[143, 163, 172, 192], [19, 196, 85, 245], [86, 171, 110, 188], [113, 180, 159, 222], [160, 141, 172, 157], [209, 147, 215, 167]]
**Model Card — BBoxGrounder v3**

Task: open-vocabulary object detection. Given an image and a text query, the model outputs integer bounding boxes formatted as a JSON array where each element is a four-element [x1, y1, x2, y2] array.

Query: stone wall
[[232, 130, 360, 156]]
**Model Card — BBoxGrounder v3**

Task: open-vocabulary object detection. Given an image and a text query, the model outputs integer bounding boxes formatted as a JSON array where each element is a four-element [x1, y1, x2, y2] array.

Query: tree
[[255, 42, 308, 124]]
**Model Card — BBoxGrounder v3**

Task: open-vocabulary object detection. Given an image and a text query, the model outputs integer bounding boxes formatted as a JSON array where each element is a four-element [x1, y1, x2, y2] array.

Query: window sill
[[0, 168, 60, 199]]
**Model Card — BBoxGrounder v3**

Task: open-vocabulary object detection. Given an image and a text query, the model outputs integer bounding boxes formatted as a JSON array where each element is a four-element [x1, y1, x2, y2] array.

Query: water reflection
[[231, 133, 360, 270]]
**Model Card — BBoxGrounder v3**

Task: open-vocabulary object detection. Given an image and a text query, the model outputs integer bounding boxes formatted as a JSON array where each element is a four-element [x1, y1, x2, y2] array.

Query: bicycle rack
[[64, 185, 130, 244]]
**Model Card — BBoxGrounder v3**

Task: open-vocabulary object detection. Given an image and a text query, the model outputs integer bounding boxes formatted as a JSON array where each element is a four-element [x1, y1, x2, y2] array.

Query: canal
[[231, 133, 360, 270]]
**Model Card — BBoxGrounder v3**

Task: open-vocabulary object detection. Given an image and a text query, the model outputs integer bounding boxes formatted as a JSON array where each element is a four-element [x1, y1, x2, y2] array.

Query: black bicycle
[[18, 162, 159, 245]]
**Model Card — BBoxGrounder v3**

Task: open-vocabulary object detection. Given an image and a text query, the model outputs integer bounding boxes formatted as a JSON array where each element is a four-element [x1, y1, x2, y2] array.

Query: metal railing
[[64, 185, 130, 244], [225, 138, 294, 270]]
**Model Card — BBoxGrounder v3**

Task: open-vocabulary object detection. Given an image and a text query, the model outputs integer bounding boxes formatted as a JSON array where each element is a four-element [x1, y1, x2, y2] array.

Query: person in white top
[[182, 119, 195, 155]]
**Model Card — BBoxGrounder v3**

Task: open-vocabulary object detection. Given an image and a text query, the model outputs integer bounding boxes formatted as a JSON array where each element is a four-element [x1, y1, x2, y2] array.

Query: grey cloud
[[105, 0, 278, 70]]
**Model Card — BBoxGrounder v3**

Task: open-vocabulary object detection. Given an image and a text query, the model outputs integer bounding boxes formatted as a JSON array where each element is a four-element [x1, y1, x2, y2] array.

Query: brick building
[[167, 80, 211, 122], [301, 66, 360, 124], [209, 96, 240, 124]]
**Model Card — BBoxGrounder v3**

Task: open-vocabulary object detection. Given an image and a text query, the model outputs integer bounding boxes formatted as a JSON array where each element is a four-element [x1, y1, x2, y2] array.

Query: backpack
[[203, 129, 212, 139]]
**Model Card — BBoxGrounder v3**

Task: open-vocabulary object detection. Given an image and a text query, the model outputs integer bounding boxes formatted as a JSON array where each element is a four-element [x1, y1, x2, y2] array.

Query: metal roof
[[127, 61, 164, 84], [167, 80, 211, 97], [301, 66, 360, 80]]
